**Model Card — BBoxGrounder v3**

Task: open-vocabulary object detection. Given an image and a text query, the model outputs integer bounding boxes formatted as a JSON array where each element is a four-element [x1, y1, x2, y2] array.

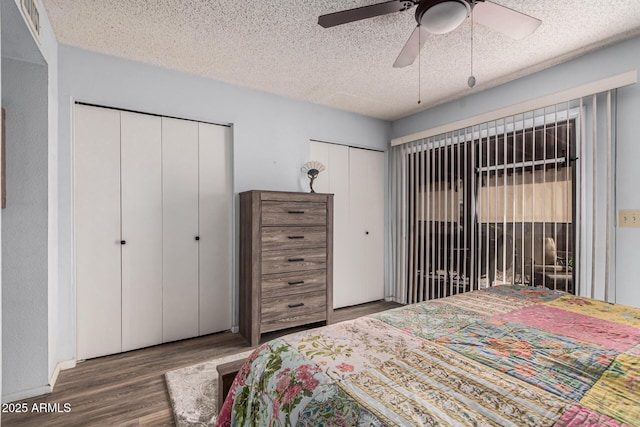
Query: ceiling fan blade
[[473, 1, 541, 40], [318, 0, 409, 28], [393, 26, 429, 68]]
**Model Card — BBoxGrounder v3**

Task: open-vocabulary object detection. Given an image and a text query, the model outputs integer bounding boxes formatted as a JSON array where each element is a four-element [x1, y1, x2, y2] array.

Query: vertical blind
[[390, 92, 616, 304]]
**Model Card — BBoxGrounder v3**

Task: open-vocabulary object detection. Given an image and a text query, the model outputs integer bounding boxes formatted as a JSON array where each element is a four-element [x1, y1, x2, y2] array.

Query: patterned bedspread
[[216, 286, 640, 426]]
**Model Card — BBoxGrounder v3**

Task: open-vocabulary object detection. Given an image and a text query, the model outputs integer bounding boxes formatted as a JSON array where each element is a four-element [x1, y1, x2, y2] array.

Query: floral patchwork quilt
[[216, 286, 640, 426]]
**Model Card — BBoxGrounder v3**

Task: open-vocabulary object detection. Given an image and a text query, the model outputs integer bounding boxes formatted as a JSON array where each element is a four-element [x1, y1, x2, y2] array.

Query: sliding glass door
[[475, 117, 576, 293], [396, 107, 577, 303]]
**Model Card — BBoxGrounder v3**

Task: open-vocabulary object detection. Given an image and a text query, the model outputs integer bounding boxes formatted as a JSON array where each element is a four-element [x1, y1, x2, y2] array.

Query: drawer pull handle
[[288, 258, 305, 262], [288, 280, 305, 286], [288, 210, 305, 214], [288, 302, 304, 308], [288, 236, 305, 239]]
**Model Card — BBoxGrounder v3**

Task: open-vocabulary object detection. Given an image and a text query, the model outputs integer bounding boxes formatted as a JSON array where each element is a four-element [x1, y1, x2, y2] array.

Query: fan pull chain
[[468, 4, 476, 88], [418, 26, 422, 104]]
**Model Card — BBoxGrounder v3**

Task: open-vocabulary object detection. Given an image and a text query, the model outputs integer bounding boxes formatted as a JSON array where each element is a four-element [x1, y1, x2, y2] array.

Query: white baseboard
[[231, 326, 239, 333], [49, 360, 77, 390], [2, 385, 52, 404], [1, 360, 78, 403]]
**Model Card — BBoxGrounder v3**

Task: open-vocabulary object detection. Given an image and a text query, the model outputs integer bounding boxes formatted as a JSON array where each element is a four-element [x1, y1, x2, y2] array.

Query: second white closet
[[75, 104, 232, 360], [309, 142, 384, 308]]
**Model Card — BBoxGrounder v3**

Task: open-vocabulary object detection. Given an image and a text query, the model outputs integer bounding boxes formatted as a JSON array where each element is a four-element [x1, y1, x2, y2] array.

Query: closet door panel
[[162, 117, 199, 342], [347, 147, 385, 306], [365, 149, 385, 301], [309, 143, 351, 308], [74, 105, 122, 359], [346, 147, 371, 306], [198, 123, 232, 334], [329, 145, 351, 308], [121, 112, 163, 351]]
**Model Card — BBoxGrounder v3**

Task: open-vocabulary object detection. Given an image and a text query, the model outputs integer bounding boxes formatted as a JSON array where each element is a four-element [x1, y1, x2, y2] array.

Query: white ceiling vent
[[21, 0, 41, 42]]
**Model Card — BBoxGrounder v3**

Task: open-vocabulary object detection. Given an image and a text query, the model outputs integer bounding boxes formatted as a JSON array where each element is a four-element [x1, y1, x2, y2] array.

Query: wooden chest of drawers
[[239, 191, 334, 346]]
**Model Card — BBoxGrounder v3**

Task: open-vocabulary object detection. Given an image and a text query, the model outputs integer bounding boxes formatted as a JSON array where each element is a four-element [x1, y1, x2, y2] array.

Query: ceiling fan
[[318, 0, 541, 68]]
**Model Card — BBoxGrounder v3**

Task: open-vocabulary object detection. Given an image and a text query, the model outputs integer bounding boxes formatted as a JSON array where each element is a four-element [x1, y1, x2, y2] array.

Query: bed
[[216, 285, 640, 426]]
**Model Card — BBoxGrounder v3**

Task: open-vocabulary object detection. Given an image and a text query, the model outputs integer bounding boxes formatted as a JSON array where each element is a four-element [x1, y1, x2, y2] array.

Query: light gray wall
[[391, 35, 640, 307], [613, 56, 640, 308], [1, 56, 48, 399], [57, 45, 390, 363], [1, 0, 58, 402]]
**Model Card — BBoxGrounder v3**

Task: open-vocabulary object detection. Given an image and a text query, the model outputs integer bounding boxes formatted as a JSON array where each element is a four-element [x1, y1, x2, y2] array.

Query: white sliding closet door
[[76, 104, 233, 358], [120, 112, 163, 351], [162, 117, 200, 342], [360, 148, 385, 302], [75, 105, 122, 360], [348, 148, 385, 304], [309, 142, 384, 308], [198, 123, 232, 334]]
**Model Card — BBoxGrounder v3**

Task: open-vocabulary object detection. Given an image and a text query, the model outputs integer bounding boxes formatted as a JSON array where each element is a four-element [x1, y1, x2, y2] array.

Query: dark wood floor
[[3, 300, 400, 426]]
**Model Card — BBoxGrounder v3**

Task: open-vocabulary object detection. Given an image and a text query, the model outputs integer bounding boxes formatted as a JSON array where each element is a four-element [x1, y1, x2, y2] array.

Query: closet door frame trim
[[74, 102, 232, 128]]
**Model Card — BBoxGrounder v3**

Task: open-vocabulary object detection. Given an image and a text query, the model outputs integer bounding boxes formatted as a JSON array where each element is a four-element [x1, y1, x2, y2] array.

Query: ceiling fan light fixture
[[418, 0, 470, 34]]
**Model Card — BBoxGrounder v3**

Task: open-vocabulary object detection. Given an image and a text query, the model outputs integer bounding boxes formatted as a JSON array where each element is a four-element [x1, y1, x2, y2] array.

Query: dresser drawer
[[262, 248, 326, 275], [261, 201, 326, 226], [261, 270, 326, 299], [261, 226, 326, 251], [261, 291, 327, 333]]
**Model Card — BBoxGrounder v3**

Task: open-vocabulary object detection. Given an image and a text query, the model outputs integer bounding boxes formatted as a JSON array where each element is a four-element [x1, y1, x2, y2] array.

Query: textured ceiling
[[42, 0, 640, 120]]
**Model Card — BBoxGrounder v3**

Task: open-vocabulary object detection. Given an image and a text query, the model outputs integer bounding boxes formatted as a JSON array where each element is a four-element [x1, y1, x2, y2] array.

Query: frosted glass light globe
[[420, 1, 470, 34]]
